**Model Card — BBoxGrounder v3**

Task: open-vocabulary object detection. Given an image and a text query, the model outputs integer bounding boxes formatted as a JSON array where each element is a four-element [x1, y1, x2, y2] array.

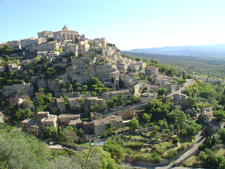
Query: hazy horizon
[[1, 0, 225, 50]]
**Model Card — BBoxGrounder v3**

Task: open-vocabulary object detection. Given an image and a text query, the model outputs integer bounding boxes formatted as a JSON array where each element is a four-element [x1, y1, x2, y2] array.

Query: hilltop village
[[1, 26, 225, 168]]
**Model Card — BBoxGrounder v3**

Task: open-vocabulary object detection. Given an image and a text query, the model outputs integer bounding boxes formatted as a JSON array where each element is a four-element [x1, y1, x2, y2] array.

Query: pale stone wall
[[2, 82, 34, 97], [38, 41, 60, 51]]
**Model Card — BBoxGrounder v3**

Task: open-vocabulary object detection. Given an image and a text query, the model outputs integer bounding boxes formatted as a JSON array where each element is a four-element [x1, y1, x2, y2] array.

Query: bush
[[164, 150, 178, 159]]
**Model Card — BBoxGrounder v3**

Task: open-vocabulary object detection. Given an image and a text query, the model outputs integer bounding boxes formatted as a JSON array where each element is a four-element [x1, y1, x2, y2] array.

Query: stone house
[[21, 119, 42, 136], [93, 118, 110, 136], [165, 82, 177, 92], [77, 40, 90, 55], [93, 115, 123, 135], [68, 97, 78, 110], [202, 107, 213, 124], [2, 82, 34, 97], [57, 114, 80, 126], [7, 40, 21, 50], [8, 63, 21, 72], [22, 111, 57, 136], [63, 43, 78, 57], [37, 51, 48, 57], [101, 46, 116, 57], [83, 121, 94, 134], [21, 37, 39, 49], [38, 41, 60, 51], [40, 114, 57, 131], [37, 111, 49, 119], [155, 75, 171, 86], [129, 63, 139, 72], [90, 112, 103, 121], [139, 92, 158, 103], [117, 109, 136, 120], [93, 38, 107, 47], [102, 89, 131, 100], [137, 61, 146, 69], [56, 98, 66, 112], [68, 118, 82, 128], [209, 121, 225, 133], [146, 66, 158, 76], [173, 93, 188, 105], [38, 30, 54, 39]]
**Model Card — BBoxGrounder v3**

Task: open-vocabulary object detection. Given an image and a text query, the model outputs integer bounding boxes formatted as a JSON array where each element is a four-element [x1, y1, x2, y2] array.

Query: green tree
[[15, 108, 34, 122], [142, 113, 151, 123], [158, 87, 167, 96], [213, 110, 225, 121], [182, 98, 196, 111], [128, 118, 139, 130], [44, 67, 56, 79], [103, 139, 125, 163], [43, 127, 58, 139], [59, 81, 66, 89], [218, 129, 225, 143], [147, 76, 153, 82]]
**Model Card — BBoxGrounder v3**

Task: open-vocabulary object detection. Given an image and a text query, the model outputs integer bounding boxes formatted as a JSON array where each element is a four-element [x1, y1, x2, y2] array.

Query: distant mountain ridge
[[125, 44, 225, 57]]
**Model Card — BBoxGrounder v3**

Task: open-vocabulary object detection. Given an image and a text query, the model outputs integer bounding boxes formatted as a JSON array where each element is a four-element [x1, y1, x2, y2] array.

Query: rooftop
[[26, 119, 41, 128], [56, 98, 65, 103], [58, 114, 80, 119], [104, 89, 130, 95], [37, 111, 49, 115], [41, 115, 57, 122]]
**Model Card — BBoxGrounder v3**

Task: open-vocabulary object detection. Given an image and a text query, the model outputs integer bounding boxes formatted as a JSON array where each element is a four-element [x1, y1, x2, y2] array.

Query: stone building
[[146, 66, 158, 76], [93, 115, 123, 135], [38, 30, 54, 39], [2, 82, 34, 97], [38, 41, 60, 51], [57, 114, 80, 126], [209, 121, 225, 133], [56, 98, 66, 112], [129, 63, 139, 72], [22, 111, 57, 136], [8, 63, 21, 72], [7, 40, 21, 49], [102, 89, 131, 100], [68, 98, 78, 110], [155, 75, 171, 86], [63, 43, 78, 56], [54, 25, 79, 41], [21, 119, 42, 136], [173, 93, 188, 105], [202, 107, 213, 124], [41, 114, 57, 131], [93, 38, 107, 47]]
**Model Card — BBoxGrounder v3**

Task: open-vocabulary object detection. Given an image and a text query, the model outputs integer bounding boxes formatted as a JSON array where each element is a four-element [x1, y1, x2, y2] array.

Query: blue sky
[[0, 0, 225, 50]]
